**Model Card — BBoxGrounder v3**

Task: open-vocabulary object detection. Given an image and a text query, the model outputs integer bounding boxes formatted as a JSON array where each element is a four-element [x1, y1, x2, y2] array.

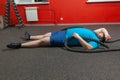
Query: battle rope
[[105, 39, 120, 43], [64, 36, 120, 53]]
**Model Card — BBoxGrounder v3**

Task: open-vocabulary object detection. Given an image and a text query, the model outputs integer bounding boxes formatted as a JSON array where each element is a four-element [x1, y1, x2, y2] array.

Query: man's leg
[[7, 37, 51, 48], [22, 37, 50, 48], [25, 32, 51, 40]]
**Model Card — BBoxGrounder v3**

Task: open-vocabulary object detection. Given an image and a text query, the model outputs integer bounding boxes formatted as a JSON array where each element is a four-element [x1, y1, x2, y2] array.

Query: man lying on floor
[[6, 27, 111, 50]]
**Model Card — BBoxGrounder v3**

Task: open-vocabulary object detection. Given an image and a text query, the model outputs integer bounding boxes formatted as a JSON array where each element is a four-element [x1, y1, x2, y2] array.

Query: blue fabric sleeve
[[88, 41, 100, 49]]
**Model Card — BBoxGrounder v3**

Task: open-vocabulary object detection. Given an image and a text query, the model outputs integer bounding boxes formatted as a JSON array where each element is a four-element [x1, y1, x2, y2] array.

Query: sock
[[25, 32, 30, 40], [7, 43, 21, 49]]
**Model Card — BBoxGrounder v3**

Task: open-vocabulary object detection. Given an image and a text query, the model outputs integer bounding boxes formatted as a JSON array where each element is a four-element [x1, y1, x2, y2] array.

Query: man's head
[[100, 33, 106, 42], [94, 28, 112, 43], [96, 31, 106, 42]]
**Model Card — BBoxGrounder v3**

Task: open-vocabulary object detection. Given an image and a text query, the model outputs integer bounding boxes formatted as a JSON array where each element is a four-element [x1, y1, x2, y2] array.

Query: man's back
[[65, 27, 100, 48]]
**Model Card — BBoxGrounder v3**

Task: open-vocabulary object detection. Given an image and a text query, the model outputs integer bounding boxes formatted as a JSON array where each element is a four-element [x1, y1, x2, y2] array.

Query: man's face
[[97, 32, 104, 39]]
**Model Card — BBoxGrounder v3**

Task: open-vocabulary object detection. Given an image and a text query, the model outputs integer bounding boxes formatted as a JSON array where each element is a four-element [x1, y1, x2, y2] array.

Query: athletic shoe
[[24, 32, 30, 40], [7, 43, 21, 49]]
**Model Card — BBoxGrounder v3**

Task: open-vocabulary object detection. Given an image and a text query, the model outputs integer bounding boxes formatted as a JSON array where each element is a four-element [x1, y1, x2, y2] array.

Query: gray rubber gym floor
[[0, 24, 120, 80]]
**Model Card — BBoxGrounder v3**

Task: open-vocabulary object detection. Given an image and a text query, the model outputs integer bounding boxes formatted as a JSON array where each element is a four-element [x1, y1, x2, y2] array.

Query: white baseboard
[[57, 22, 120, 26], [24, 24, 56, 26], [16, 22, 120, 27]]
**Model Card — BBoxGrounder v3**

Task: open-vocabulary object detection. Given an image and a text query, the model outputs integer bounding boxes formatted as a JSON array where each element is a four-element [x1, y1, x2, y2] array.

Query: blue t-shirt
[[66, 27, 100, 49]]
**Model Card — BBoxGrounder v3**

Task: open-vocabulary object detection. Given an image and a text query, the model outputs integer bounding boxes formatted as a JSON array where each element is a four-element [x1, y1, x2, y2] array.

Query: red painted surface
[[0, 0, 120, 25]]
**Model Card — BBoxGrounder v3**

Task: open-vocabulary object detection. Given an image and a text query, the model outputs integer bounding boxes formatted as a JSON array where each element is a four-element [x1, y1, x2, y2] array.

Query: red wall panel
[[51, 0, 120, 23], [0, 1, 6, 15], [0, 0, 120, 25]]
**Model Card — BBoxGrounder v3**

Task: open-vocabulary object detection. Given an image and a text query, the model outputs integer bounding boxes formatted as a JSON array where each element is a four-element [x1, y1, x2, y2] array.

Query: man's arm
[[94, 28, 111, 40], [72, 33, 93, 50]]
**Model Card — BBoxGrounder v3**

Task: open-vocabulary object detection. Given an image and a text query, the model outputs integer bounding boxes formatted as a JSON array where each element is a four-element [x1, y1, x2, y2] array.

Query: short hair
[[100, 33, 106, 43]]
